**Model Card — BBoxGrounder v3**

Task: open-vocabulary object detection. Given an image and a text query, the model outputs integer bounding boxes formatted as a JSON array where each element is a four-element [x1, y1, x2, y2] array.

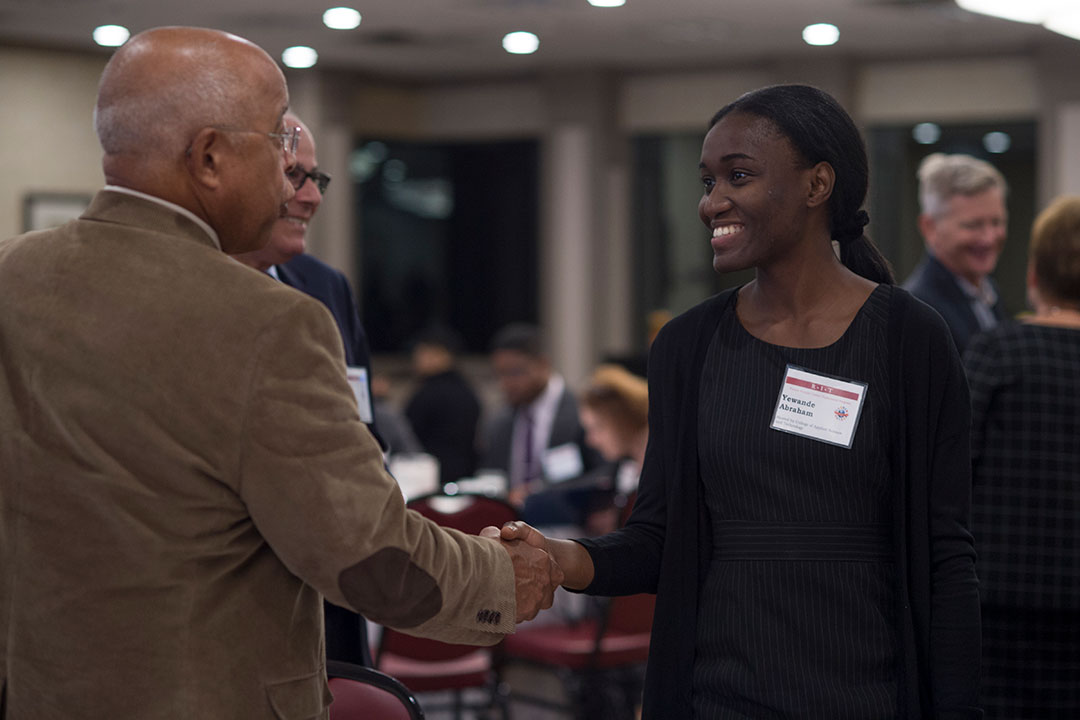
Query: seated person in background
[[577, 364, 649, 535], [965, 194, 1080, 718], [371, 373, 423, 458], [405, 325, 482, 486], [512, 364, 649, 535], [480, 323, 601, 518]]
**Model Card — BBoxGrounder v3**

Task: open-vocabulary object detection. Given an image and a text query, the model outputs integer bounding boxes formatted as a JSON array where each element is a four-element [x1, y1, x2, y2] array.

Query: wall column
[[539, 72, 625, 387]]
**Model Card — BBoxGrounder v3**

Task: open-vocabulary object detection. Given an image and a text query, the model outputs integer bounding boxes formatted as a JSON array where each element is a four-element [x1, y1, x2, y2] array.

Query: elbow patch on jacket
[[338, 547, 442, 628]]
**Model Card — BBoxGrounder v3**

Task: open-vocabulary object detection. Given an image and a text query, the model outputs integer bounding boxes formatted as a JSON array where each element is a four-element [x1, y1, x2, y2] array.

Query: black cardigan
[[579, 287, 981, 719]]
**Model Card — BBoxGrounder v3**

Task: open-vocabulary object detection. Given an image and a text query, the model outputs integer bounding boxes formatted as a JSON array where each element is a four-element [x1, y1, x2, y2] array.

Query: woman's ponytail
[[833, 210, 894, 285]]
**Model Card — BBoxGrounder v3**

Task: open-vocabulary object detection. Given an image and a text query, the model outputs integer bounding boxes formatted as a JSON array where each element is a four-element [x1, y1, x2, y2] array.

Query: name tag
[[542, 443, 585, 483], [770, 365, 867, 449], [345, 366, 374, 424]]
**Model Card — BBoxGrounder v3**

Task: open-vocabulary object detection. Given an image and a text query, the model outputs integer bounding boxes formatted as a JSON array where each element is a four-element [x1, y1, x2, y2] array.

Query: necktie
[[519, 410, 538, 489]]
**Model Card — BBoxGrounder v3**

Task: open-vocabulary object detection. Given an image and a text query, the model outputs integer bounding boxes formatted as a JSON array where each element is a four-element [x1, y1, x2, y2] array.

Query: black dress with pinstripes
[[693, 285, 898, 719]]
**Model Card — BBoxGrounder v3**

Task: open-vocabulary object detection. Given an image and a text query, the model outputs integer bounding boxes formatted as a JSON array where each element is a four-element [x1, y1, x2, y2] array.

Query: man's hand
[[490, 520, 595, 591], [480, 526, 563, 622]]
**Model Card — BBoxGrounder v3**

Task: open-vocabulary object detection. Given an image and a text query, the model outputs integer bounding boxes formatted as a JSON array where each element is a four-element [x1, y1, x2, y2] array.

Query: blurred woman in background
[[577, 364, 649, 534], [965, 195, 1080, 719]]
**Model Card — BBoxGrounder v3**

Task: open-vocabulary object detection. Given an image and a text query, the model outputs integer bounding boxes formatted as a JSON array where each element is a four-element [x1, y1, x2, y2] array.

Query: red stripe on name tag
[[786, 376, 860, 400]]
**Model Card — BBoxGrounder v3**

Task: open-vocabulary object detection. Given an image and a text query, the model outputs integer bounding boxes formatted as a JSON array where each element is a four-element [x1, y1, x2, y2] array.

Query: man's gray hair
[[917, 153, 1008, 219]]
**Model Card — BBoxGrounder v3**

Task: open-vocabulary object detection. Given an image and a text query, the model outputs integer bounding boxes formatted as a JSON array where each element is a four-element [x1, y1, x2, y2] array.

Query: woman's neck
[[737, 256, 876, 348], [1027, 302, 1080, 329]]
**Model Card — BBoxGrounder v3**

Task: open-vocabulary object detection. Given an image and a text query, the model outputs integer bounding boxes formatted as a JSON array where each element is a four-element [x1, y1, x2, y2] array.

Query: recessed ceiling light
[[954, 0, 1062, 24], [323, 7, 362, 30], [282, 46, 318, 69], [502, 31, 540, 55], [957, 1, 1080, 44], [588, 0, 626, 7], [983, 131, 1012, 154], [912, 122, 942, 145], [802, 23, 839, 47], [1044, 9, 1080, 40], [93, 25, 130, 47]]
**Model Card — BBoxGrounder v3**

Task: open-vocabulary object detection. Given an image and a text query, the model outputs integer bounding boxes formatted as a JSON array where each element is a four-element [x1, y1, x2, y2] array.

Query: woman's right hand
[[498, 520, 548, 550], [499, 520, 595, 591]]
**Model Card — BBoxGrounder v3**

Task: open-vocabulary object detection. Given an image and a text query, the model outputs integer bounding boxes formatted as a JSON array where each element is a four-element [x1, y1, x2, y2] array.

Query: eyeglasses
[[210, 124, 301, 155], [269, 126, 302, 155], [287, 166, 332, 194]]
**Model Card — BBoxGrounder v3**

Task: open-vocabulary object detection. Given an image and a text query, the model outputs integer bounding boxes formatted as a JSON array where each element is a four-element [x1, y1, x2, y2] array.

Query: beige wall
[[856, 57, 1039, 123], [1, 48, 107, 239]]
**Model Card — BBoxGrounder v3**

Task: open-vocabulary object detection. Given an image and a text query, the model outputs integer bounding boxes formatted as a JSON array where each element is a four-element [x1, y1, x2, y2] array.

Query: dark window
[[630, 132, 752, 345], [354, 139, 540, 353]]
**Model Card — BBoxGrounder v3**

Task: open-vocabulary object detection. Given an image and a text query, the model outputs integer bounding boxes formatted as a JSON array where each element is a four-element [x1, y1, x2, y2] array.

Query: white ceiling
[[0, 0, 1071, 81]]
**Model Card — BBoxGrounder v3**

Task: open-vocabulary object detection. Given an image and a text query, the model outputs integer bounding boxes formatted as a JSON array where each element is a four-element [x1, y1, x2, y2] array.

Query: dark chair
[[327, 660, 425, 720], [375, 492, 518, 720], [497, 492, 654, 720]]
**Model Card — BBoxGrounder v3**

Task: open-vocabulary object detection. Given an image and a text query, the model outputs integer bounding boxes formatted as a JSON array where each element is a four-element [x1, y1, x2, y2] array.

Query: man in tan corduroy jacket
[[0, 26, 560, 720]]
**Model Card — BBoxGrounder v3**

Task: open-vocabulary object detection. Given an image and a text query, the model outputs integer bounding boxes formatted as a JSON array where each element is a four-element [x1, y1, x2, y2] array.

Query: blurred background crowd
[[4, 1, 1080, 717]]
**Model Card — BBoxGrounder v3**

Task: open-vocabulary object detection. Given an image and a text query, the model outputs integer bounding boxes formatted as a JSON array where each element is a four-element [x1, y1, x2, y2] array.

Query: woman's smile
[[711, 223, 745, 252]]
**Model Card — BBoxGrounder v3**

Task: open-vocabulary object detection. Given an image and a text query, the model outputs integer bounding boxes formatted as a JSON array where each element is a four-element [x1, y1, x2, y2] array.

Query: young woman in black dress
[[496, 84, 981, 719]]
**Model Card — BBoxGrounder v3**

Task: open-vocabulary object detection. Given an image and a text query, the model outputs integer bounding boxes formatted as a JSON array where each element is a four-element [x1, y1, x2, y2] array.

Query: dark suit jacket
[[278, 254, 371, 370], [405, 369, 482, 486], [901, 252, 1008, 355], [480, 383, 602, 485], [278, 253, 379, 667]]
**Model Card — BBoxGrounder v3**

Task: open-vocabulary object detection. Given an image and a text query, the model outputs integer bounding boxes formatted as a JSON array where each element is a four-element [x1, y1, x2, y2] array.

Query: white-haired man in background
[[902, 152, 1010, 354]]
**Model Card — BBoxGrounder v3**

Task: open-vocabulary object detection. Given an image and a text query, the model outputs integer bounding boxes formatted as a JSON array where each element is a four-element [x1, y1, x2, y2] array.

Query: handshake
[[480, 521, 566, 623]]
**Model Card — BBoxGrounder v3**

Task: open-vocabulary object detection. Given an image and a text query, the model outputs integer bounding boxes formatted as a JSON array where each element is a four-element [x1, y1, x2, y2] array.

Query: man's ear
[[806, 161, 835, 209], [917, 212, 936, 244], [184, 127, 226, 190]]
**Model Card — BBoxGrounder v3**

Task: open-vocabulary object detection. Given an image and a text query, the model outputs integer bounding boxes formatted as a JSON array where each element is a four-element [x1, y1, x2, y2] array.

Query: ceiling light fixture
[[323, 7, 362, 30], [802, 23, 839, 47], [955, 0, 1080, 41], [983, 131, 1012, 154], [93, 25, 130, 47], [282, 46, 318, 69], [954, 0, 1062, 24], [588, 0, 627, 7], [912, 122, 942, 145], [1044, 9, 1080, 40], [502, 31, 540, 55]]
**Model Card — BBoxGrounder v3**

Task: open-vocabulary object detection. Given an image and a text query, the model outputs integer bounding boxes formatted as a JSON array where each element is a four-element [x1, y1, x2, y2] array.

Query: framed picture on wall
[[22, 192, 92, 233]]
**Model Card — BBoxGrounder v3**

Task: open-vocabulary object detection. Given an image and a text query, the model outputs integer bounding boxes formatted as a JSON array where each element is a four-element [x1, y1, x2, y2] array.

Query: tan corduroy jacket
[[0, 191, 516, 719]]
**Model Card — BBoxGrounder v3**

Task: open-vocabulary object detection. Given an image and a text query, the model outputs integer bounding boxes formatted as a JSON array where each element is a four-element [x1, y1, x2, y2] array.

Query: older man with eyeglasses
[[232, 114, 377, 429], [234, 113, 384, 669], [234, 113, 331, 273], [0, 27, 561, 720]]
